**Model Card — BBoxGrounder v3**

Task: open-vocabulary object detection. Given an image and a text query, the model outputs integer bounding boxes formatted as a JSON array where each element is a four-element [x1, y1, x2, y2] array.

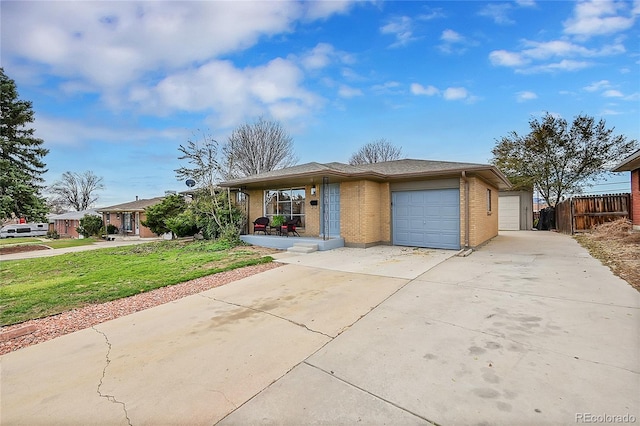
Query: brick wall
[[103, 212, 156, 237], [467, 177, 499, 247], [339, 180, 390, 247], [54, 219, 81, 238], [632, 169, 639, 229]]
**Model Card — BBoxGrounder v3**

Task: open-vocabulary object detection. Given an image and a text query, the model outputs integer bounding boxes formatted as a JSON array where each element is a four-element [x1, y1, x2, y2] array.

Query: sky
[[1, 0, 639, 207]]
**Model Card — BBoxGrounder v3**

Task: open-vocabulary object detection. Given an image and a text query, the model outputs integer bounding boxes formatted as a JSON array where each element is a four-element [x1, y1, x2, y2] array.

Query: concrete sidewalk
[[0, 238, 160, 261], [1, 232, 638, 425]]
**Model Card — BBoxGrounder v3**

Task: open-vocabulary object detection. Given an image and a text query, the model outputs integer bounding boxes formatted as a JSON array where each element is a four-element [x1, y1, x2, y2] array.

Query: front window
[[124, 213, 133, 231], [264, 188, 305, 227]]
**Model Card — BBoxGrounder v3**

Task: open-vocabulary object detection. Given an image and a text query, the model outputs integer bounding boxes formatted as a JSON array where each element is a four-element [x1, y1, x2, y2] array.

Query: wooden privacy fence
[[556, 193, 631, 234]]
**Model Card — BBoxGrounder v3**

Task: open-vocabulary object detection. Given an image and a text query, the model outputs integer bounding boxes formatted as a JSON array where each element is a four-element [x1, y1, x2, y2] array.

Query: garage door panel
[[499, 195, 520, 231], [393, 189, 460, 250]]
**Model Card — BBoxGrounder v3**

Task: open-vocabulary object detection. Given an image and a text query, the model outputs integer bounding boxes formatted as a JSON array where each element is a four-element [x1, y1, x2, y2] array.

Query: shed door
[[499, 195, 520, 230], [392, 189, 460, 250]]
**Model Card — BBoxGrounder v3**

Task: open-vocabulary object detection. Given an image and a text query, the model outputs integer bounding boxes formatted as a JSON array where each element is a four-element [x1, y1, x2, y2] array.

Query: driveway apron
[[222, 232, 640, 425], [2, 234, 638, 425]]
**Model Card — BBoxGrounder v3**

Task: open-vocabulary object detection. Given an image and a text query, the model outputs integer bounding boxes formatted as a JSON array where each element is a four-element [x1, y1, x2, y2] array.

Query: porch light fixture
[[311, 184, 316, 195]]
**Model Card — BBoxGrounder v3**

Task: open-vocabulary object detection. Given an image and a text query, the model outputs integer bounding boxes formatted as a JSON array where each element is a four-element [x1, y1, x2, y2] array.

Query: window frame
[[264, 187, 306, 227]]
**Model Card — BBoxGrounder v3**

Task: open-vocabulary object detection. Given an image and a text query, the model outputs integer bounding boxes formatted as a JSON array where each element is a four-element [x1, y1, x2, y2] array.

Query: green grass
[[0, 240, 272, 326]]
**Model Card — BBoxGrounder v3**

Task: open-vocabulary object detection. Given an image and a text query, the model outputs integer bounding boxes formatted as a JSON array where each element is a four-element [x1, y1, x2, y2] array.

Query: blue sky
[[2, 0, 639, 207]]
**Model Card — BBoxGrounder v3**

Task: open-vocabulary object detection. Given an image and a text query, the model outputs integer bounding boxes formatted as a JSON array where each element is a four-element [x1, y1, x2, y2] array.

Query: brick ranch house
[[49, 209, 100, 238], [612, 149, 640, 230], [220, 159, 512, 250], [97, 197, 164, 238]]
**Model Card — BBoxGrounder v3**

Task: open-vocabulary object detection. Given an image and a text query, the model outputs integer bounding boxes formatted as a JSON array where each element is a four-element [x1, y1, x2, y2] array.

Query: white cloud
[[563, 0, 637, 38], [380, 16, 418, 47], [517, 59, 592, 74], [441, 29, 464, 43], [338, 85, 363, 98], [35, 115, 186, 148], [410, 83, 439, 96], [489, 50, 527, 67], [603, 89, 624, 97], [130, 58, 322, 128], [489, 37, 625, 73], [438, 29, 472, 54], [516, 91, 538, 102], [478, 3, 515, 25], [584, 80, 612, 91], [373, 81, 402, 94], [3, 2, 304, 89], [300, 43, 354, 71], [443, 87, 469, 101]]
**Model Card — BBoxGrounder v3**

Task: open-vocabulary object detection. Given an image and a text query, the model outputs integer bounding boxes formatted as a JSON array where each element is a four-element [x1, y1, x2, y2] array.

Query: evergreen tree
[[0, 68, 49, 221]]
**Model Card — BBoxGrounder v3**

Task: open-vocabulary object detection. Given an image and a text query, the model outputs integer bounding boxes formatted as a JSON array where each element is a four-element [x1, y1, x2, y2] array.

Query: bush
[[47, 230, 60, 239], [165, 211, 198, 238], [106, 224, 118, 234], [77, 214, 104, 237]]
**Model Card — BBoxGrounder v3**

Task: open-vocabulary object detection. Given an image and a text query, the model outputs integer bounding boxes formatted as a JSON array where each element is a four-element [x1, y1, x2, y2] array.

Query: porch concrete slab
[[219, 362, 430, 425], [275, 245, 456, 279], [203, 264, 409, 337]]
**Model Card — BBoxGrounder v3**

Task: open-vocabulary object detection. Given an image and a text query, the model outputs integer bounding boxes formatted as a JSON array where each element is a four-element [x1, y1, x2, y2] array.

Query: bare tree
[[222, 116, 298, 178], [174, 133, 241, 239], [348, 138, 403, 165], [48, 171, 104, 211]]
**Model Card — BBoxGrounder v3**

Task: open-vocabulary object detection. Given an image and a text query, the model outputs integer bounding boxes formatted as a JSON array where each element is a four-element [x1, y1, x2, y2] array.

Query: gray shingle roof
[[49, 209, 101, 220], [220, 158, 512, 189], [97, 197, 165, 212]]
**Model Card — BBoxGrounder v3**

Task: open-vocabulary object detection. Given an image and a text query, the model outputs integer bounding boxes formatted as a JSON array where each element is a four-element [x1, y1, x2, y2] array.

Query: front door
[[322, 183, 340, 237]]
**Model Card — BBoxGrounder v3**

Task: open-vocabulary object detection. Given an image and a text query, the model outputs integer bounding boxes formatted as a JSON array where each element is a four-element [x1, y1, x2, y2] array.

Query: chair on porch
[[280, 219, 300, 237], [253, 217, 270, 234]]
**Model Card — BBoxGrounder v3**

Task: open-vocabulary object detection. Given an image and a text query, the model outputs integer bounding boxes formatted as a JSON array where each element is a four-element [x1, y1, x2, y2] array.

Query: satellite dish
[[185, 179, 196, 188]]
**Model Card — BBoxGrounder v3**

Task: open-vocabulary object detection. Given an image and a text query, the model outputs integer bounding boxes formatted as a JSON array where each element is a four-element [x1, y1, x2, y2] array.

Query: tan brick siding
[[243, 177, 497, 248], [631, 169, 639, 227], [467, 177, 499, 247]]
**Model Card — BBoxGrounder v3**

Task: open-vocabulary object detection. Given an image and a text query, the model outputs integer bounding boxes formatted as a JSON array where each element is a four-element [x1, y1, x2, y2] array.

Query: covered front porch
[[241, 234, 344, 251]]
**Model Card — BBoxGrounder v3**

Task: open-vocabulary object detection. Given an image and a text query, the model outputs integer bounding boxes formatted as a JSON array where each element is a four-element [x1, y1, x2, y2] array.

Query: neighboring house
[[498, 190, 533, 231], [97, 197, 164, 238], [219, 159, 512, 250], [49, 209, 100, 238], [612, 149, 640, 230]]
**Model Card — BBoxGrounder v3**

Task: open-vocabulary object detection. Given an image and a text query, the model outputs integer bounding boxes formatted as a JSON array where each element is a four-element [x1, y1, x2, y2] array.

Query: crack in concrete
[[198, 294, 334, 339], [304, 362, 440, 425], [93, 326, 133, 426]]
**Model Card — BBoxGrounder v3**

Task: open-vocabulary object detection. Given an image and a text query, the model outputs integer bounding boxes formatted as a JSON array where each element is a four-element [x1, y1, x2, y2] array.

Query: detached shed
[[498, 190, 533, 230]]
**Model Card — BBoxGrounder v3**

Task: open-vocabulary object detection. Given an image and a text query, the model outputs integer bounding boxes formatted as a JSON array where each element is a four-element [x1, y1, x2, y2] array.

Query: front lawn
[[0, 240, 273, 326]]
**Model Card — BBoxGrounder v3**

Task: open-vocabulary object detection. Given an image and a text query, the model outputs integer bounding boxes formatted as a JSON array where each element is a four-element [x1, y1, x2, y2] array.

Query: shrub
[[77, 215, 104, 237]]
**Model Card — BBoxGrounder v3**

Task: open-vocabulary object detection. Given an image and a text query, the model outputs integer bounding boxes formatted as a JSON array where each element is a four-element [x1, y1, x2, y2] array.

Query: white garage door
[[392, 189, 460, 250], [499, 195, 520, 230]]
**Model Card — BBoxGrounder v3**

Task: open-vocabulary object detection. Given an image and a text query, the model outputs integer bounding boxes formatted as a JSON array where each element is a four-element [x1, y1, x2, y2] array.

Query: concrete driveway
[[1, 232, 638, 425]]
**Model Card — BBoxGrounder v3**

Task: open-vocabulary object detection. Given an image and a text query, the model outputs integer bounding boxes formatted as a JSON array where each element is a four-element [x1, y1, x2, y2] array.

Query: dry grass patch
[[574, 219, 640, 291]]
